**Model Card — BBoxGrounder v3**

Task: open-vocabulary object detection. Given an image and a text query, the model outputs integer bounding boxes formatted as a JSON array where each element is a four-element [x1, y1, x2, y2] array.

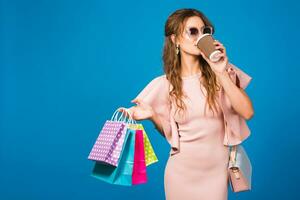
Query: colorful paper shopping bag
[[88, 108, 129, 166], [132, 129, 147, 185], [129, 123, 158, 166], [91, 128, 136, 186]]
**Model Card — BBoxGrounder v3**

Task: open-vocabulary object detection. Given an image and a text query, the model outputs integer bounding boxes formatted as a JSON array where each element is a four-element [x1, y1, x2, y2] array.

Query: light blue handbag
[[228, 145, 252, 192], [91, 127, 136, 186]]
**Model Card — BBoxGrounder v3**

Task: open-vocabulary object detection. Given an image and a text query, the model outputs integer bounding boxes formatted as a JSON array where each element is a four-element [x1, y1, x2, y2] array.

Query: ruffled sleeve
[[226, 62, 252, 89], [219, 62, 253, 146], [134, 75, 180, 155]]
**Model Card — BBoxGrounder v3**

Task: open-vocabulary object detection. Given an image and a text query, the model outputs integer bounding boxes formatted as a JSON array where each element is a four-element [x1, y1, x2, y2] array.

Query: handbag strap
[[219, 85, 238, 165], [229, 145, 237, 163], [223, 70, 241, 180], [229, 145, 240, 179]]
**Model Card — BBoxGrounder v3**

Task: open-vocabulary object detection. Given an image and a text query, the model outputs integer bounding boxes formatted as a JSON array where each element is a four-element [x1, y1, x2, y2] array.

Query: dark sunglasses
[[185, 25, 213, 41]]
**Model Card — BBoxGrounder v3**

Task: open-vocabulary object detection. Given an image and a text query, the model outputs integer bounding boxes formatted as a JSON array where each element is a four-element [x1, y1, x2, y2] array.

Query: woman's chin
[[191, 49, 202, 56], [184, 50, 202, 56], [191, 52, 202, 57]]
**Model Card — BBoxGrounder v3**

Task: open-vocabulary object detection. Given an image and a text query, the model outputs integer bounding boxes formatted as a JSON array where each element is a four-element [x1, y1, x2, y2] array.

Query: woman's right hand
[[118, 98, 154, 121]]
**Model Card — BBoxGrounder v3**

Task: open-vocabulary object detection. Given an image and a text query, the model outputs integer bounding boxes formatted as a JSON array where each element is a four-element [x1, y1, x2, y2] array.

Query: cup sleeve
[[133, 76, 172, 139]]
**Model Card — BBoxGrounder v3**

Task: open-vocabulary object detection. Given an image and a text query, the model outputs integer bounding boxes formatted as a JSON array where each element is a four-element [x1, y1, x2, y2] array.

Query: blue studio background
[[1, 0, 299, 199]]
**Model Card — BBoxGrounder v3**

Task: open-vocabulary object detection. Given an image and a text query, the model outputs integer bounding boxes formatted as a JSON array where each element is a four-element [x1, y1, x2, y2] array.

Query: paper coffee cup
[[196, 33, 222, 62]]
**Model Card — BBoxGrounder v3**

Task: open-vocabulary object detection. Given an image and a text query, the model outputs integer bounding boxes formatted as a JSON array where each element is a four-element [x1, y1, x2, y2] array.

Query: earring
[[176, 44, 180, 55]]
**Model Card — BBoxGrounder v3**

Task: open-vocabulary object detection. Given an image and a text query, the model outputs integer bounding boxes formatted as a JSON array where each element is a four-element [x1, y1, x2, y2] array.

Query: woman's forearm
[[217, 71, 254, 120]]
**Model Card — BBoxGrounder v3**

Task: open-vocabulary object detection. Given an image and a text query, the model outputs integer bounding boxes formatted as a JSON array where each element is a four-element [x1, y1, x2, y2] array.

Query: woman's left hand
[[199, 40, 228, 76]]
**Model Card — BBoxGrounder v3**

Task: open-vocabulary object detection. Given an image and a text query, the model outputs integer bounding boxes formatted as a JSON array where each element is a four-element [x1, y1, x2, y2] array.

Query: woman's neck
[[180, 53, 202, 77]]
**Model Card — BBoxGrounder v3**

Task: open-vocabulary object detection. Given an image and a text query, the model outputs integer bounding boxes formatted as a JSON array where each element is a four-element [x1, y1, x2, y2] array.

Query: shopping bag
[[88, 107, 129, 166], [143, 127, 158, 166], [129, 123, 158, 166], [91, 128, 136, 186], [132, 129, 147, 185], [228, 145, 252, 192]]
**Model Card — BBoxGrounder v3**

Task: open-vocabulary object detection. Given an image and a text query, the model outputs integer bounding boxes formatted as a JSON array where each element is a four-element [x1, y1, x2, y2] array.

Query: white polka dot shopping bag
[[87, 107, 133, 167]]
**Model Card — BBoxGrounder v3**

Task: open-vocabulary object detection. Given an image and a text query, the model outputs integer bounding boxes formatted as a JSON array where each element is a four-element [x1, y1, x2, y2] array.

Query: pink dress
[[134, 63, 252, 200]]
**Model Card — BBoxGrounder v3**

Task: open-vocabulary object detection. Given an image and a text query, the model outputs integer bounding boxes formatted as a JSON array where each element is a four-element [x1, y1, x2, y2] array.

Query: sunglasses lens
[[202, 26, 213, 34], [189, 27, 199, 36]]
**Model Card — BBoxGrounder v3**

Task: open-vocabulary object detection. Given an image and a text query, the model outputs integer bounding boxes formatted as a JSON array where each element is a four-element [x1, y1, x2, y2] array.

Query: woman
[[122, 8, 254, 200]]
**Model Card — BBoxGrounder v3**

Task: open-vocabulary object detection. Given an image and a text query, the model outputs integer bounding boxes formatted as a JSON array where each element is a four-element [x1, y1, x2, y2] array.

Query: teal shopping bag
[[91, 128, 136, 186]]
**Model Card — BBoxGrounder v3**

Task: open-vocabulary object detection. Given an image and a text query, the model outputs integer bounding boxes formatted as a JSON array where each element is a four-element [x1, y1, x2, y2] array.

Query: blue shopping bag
[[90, 128, 136, 186]]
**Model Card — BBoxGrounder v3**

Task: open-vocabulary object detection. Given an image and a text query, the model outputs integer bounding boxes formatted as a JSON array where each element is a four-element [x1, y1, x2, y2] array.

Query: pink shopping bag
[[132, 129, 147, 185]]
